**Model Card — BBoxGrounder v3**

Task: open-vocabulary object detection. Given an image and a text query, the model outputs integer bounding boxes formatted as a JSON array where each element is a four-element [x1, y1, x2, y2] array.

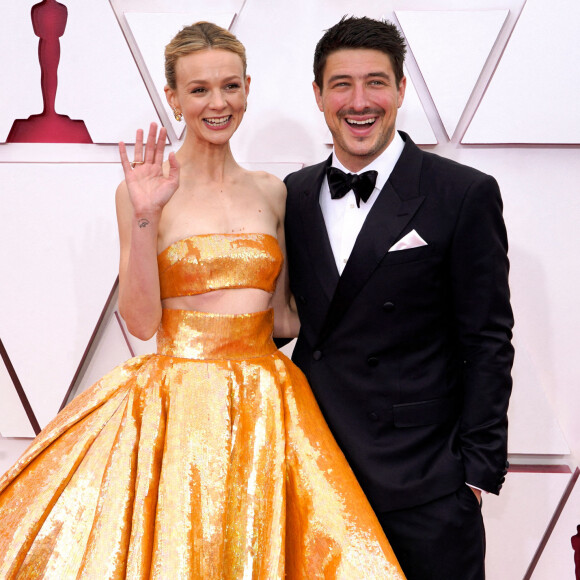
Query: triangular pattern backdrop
[[0, 1, 578, 579]]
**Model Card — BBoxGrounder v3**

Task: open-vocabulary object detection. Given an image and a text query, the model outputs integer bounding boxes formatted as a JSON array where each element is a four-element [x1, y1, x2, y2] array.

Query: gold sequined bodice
[[157, 233, 283, 300]]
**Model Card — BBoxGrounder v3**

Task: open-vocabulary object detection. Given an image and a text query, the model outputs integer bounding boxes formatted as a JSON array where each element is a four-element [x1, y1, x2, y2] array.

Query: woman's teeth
[[205, 116, 231, 126]]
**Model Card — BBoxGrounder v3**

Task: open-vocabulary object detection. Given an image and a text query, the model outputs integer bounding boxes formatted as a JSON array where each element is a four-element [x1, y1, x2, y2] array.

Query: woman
[[0, 22, 405, 579]]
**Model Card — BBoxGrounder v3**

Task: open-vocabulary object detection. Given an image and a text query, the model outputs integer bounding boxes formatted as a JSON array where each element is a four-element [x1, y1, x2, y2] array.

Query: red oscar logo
[[7, 0, 92, 143]]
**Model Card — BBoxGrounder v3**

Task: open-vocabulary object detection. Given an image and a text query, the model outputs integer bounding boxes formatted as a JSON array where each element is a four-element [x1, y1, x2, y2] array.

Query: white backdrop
[[1, 0, 579, 577]]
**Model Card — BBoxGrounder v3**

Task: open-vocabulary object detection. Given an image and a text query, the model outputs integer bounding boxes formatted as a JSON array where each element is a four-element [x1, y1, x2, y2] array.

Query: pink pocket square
[[388, 229, 428, 252]]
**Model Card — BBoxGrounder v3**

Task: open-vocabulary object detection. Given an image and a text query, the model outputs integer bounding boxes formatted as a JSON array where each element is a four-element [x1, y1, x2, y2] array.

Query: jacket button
[[383, 301, 395, 312], [313, 350, 322, 361], [367, 356, 379, 367], [368, 411, 379, 421], [299, 295, 306, 304]]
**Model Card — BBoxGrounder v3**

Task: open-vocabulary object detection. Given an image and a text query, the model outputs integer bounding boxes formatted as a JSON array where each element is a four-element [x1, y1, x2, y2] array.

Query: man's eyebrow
[[327, 71, 392, 84], [366, 71, 391, 79], [327, 74, 353, 84]]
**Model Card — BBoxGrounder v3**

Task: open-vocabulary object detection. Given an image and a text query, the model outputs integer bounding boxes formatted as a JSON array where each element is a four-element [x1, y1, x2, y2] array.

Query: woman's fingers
[[144, 123, 158, 164], [120, 123, 172, 178], [118, 141, 133, 175], [133, 128, 144, 163], [154, 127, 167, 166]]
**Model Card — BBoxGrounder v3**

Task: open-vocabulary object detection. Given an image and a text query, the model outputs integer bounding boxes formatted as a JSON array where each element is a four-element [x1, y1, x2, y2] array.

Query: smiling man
[[283, 16, 514, 579]]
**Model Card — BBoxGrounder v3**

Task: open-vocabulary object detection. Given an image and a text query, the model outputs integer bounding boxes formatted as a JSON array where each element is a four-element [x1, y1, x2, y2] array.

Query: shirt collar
[[330, 130, 405, 192]]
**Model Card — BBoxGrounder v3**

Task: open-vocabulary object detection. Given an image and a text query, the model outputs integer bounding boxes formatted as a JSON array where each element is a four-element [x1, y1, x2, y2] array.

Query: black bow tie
[[326, 167, 378, 207]]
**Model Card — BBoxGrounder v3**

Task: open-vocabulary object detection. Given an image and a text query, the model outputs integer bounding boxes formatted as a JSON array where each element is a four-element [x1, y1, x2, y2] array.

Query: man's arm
[[450, 173, 514, 494]]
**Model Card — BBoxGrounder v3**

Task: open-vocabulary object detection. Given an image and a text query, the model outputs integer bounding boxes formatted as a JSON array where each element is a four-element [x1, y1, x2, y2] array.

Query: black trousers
[[376, 484, 486, 580]]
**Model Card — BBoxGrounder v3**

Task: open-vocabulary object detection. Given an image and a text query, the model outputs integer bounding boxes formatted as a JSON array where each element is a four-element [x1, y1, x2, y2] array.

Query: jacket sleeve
[[450, 173, 514, 494]]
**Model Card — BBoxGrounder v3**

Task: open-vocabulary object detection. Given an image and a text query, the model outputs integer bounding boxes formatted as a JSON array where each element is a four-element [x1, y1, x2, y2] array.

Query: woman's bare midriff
[[162, 288, 273, 314]]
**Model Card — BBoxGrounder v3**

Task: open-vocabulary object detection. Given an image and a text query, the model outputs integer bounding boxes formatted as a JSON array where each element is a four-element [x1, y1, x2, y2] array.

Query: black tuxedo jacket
[[284, 132, 514, 512]]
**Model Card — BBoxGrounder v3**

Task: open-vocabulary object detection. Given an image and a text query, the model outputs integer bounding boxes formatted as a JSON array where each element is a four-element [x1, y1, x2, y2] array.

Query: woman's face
[[165, 48, 250, 145]]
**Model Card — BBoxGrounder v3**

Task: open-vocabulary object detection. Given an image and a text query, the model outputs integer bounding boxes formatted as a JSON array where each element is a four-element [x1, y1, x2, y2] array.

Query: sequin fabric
[[0, 234, 405, 579], [158, 233, 283, 299]]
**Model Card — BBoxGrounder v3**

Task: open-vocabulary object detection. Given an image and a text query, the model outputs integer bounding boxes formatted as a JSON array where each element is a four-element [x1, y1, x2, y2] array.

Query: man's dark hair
[[313, 16, 406, 89]]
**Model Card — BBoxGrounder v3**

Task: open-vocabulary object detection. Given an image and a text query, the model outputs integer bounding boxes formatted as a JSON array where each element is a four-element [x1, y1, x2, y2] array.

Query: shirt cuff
[[466, 483, 488, 493]]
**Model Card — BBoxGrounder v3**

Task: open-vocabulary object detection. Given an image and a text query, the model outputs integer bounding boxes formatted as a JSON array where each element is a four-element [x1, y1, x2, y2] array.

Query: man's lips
[[345, 117, 377, 127]]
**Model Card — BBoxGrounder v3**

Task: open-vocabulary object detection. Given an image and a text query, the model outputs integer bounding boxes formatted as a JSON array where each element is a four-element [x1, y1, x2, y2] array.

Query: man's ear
[[313, 81, 324, 112], [397, 76, 407, 108]]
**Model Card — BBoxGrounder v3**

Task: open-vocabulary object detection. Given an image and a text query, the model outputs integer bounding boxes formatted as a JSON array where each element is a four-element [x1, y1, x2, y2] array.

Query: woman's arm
[[270, 181, 300, 339], [116, 123, 180, 340]]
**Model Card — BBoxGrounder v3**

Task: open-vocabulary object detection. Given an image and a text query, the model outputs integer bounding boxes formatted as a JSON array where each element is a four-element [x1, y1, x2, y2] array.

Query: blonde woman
[[0, 22, 405, 579]]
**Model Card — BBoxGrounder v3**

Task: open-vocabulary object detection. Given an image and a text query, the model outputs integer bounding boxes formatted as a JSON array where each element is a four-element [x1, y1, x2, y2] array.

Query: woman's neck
[[175, 136, 239, 184]]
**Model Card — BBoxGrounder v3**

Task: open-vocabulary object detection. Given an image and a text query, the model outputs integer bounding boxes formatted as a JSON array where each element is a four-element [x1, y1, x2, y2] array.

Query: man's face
[[313, 49, 406, 172]]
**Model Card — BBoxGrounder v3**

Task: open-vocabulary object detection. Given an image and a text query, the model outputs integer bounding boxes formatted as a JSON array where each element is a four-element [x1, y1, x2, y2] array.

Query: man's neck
[[331, 131, 404, 180], [333, 131, 400, 173]]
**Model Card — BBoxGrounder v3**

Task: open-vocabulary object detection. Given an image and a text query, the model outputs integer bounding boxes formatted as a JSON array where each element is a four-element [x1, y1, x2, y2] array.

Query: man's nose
[[351, 83, 368, 111]]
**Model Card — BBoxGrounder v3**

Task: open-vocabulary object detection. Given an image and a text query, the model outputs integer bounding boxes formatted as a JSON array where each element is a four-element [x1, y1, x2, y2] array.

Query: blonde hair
[[165, 21, 247, 89]]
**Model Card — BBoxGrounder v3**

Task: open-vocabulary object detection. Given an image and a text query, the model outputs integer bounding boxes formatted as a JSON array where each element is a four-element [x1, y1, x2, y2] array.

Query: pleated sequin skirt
[[0, 309, 405, 579]]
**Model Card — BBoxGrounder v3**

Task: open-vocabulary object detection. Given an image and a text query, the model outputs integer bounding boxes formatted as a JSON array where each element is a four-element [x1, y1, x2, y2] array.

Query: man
[[283, 16, 514, 579]]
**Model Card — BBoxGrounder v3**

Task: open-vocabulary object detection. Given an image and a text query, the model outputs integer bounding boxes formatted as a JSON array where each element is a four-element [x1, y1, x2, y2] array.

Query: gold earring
[[173, 109, 183, 122]]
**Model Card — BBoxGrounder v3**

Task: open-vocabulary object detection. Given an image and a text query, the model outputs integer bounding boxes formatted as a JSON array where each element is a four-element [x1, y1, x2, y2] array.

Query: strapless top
[[158, 233, 283, 300]]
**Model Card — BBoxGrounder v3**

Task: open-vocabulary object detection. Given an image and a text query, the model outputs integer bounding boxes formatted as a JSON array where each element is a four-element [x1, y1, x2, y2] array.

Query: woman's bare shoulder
[[248, 170, 286, 205]]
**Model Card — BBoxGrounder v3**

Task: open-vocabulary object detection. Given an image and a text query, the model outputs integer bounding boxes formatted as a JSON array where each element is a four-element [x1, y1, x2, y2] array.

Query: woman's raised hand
[[119, 122, 180, 216]]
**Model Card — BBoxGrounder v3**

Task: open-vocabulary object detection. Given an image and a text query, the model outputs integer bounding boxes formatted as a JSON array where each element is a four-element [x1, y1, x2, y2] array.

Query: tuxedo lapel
[[319, 133, 425, 342], [297, 156, 340, 302]]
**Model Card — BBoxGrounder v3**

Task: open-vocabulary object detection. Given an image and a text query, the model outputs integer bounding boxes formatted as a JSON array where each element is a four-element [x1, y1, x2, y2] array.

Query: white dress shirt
[[319, 131, 405, 274]]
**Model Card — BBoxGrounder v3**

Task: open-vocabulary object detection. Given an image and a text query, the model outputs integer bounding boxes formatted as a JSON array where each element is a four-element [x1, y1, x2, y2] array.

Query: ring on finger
[[130, 161, 145, 169]]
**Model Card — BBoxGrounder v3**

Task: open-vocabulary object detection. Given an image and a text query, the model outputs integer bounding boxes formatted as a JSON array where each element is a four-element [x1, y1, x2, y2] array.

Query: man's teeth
[[205, 116, 231, 126], [346, 118, 375, 126]]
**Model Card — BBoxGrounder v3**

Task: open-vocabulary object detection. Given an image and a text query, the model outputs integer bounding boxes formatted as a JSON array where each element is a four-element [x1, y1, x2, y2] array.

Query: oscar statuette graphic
[[7, 0, 92, 143]]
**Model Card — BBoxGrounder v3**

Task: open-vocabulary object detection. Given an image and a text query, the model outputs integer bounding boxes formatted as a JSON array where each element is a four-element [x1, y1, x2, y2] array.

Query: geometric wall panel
[[532, 471, 580, 579], [125, 11, 237, 142], [396, 10, 509, 139], [463, 0, 580, 143], [483, 470, 573, 579], [0, 354, 36, 438], [55, 0, 161, 144], [0, 437, 34, 478], [508, 336, 570, 455], [0, 163, 121, 428], [0, 5, 579, 580]]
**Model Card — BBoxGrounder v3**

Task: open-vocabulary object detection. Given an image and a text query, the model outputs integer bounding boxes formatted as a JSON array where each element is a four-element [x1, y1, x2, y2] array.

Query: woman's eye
[[226, 83, 241, 90], [191, 87, 206, 94]]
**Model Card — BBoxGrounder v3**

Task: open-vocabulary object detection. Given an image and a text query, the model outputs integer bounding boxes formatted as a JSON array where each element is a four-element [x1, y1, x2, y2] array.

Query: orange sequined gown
[[0, 233, 405, 579]]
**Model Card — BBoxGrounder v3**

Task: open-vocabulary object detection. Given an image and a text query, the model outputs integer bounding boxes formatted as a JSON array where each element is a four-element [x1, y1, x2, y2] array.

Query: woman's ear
[[164, 85, 178, 110]]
